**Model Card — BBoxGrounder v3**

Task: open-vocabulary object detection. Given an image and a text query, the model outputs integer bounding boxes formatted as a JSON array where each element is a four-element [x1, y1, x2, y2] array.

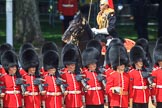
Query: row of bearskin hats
[[1, 37, 161, 74]]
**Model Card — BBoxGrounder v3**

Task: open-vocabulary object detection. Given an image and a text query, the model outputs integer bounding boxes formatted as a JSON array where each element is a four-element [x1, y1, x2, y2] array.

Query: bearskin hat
[[43, 50, 59, 71], [106, 38, 124, 65], [0, 43, 13, 64], [136, 38, 149, 53], [130, 45, 146, 64], [62, 48, 78, 66], [61, 43, 79, 66], [1, 50, 18, 72], [82, 47, 100, 67], [86, 39, 102, 55], [109, 45, 129, 69], [20, 48, 39, 72], [19, 43, 34, 58], [135, 38, 152, 65], [153, 44, 162, 64], [155, 37, 162, 47], [41, 41, 58, 54]]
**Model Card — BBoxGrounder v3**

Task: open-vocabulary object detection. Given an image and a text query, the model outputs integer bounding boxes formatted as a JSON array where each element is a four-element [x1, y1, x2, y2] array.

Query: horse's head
[[62, 11, 93, 45]]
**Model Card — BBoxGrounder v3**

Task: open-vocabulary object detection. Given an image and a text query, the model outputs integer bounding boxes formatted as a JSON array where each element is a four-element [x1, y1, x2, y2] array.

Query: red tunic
[[129, 69, 150, 103], [19, 68, 27, 77], [82, 68, 104, 105], [106, 71, 129, 107], [58, 0, 78, 16], [152, 67, 162, 102], [61, 70, 83, 108], [44, 74, 63, 108], [23, 75, 41, 108], [1, 68, 22, 108]]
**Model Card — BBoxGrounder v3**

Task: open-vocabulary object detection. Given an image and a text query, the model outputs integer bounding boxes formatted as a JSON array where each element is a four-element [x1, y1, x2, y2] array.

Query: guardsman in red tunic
[[1, 50, 23, 108], [20, 48, 45, 108], [58, 0, 78, 33], [129, 45, 153, 108], [91, 0, 118, 41], [106, 44, 130, 108], [42, 50, 63, 108], [152, 43, 162, 108], [61, 44, 84, 108], [82, 47, 104, 108], [103, 38, 124, 107], [18, 43, 34, 77], [40, 41, 59, 76]]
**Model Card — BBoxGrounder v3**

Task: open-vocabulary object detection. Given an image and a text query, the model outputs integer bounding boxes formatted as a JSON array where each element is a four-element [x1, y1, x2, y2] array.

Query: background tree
[[15, 0, 44, 44]]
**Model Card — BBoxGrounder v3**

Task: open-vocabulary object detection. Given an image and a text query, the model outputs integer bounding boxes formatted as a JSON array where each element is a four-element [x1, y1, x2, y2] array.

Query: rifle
[[33, 78, 48, 93], [56, 77, 68, 94], [0, 86, 5, 94], [97, 66, 106, 88], [141, 68, 155, 89], [16, 78, 30, 95], [75, 74, 90, 89], [96, 66, 108, 103]]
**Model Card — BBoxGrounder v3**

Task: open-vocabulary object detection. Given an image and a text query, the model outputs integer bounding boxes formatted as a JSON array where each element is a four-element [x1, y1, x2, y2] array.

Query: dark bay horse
[[62, 11, 94, 52]]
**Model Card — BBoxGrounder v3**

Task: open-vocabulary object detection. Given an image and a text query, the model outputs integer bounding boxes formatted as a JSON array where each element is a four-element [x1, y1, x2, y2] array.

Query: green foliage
[[0, 20, 158, 50]]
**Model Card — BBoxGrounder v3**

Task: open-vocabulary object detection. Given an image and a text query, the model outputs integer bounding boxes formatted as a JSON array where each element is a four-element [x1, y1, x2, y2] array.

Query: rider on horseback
[[91, 0, 118, 39]]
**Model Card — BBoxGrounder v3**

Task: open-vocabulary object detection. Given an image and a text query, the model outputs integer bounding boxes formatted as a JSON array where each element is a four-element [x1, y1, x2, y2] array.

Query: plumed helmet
[[153, 44, 162, 64], [1, 50, 18, 72], [20, 48, 39, 72], [136, 38, 149, 53], [86, 39, 102, 55], [43, 50, 59, 71], [82, 47, 100, 67], [41, 41, 58, 54], [109, 45, 129, 69], [0, 43, 13, 64], [106, 38, 124, 65], [130, 45, 146, 64]]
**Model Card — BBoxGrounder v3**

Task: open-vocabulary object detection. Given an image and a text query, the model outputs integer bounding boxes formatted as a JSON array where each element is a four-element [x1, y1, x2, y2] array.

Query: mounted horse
[[62, 10, 94, 52]]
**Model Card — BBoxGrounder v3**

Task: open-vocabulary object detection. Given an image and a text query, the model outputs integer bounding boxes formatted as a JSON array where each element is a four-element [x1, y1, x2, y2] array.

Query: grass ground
[[0, 19, 158, 50]]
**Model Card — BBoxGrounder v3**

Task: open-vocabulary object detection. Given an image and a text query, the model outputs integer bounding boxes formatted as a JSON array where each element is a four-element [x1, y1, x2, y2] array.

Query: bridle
[[64, 16, 87, 46]]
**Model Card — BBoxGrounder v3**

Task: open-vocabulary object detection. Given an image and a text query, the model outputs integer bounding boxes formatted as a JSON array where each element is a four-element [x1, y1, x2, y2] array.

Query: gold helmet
[[100, 0, 108, 5]]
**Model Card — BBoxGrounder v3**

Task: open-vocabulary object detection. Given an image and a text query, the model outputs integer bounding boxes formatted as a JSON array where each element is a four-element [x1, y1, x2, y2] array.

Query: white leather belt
[[5, 90, 20, 94], [89, 87, 102, 90], [133, 86, 147, 90], [68, 90, 81, 94], [28, 92, 38, 96], [62, 4, 74, 8], [156, 85, 162, 88], [47, 92, 62, 96]]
